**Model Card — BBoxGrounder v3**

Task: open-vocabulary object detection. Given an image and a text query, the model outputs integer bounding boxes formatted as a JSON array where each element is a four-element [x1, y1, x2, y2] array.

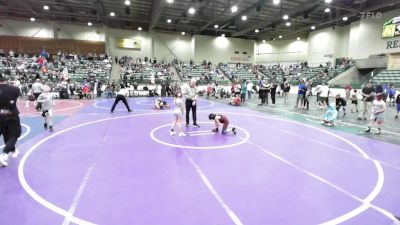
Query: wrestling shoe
[[193, 124, 200, 128], [232, 128, 237, 135], [170, 129, 176, 135], [178, 133, 186, 137], [0, 153, 8, 167], [11, 150, 20, 159]]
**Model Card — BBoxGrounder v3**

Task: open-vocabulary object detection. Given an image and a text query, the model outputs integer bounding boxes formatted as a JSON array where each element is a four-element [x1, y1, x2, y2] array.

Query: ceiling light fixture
[[279, 35, 282, 39], [231, 5, 238, 13], [297, 37, 301, 40], [311, 26, 316, 30], [262, 40, 266, 43], [110, 12, 115, 17], [88, 22, 93, 26], [188, 7, 196, 14], [325, 0, 332, 3], [125, 0, 131, 6], [221, 34, 226, 37], [283, 14, 289, 20], [214, 24, 219, 29], [182, 31, 186, 35], [343, 16, 348, 21], [286, 22, 291, 26], [167, 19, 172, 23], [43, 5, 49, 10], [138, 27, 142, 31], [241, 15, 247, 21], [255, 29, 259, 33], [273, 0, 280, 5], [324, 8, 331, 13], [30, 17, 35, 22], [166, 0, 174, 3]]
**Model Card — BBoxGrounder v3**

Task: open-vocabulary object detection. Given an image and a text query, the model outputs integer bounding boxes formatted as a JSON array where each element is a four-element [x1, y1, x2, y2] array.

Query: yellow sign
[[116, 38, 141, 50]]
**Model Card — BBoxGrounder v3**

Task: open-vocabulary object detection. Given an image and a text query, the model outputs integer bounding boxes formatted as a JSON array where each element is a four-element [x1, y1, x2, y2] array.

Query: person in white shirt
[[246, 81, 254, 102], [316, 83, 331, 109], [37, 85, 55, 131], [110, 85, 132, 113], [365, 93, 386, 135], [182, 78, 200, 128]]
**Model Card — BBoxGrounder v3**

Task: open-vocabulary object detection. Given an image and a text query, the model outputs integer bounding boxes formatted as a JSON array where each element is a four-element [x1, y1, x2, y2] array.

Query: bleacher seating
[[372, 70, 400, 85], [65, 59, 111, 82], [179, 64, 230, 85]]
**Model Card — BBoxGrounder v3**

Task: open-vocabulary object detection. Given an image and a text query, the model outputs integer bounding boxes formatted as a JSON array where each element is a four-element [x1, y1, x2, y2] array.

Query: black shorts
[[351, 100, 358, 105]]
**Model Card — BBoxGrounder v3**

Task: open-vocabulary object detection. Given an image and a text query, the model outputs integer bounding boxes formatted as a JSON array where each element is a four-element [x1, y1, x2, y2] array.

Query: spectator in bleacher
[[295, 80, 306, 108], [182, 78, 200, 128], [247, 81, 254, 102]]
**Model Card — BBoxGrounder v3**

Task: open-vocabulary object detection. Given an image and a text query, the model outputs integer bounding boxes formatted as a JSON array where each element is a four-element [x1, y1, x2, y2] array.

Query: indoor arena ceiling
[[1, 0, 400, 40]]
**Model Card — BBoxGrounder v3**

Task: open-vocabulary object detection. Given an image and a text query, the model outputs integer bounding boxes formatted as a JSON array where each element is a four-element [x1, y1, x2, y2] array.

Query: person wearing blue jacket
[[321, 103, 338, 126]]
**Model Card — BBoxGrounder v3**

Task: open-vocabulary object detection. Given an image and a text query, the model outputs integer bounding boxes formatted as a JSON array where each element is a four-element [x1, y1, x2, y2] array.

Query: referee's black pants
[[111, 95, 131, 112], [0, 116, 21, 154], [185, 99, 197, 125]]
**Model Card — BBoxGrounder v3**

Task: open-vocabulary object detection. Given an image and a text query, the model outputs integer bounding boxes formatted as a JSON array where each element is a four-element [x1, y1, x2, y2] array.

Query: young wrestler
[[365, 93, 386, 134], [170, 92, 186, 137], [208, 113, 236, 134], [350, 89, 359, 113], [154, 98, 170, 110], [228, 94, 241, 106], [335, 94, 347, 117], [321, 103, 338, 126], [37, 85, 55, 131]]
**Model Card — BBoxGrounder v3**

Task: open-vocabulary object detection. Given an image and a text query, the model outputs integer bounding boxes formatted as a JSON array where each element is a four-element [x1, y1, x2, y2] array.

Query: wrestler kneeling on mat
[[208, 113, 236, 135], [154, 98, 170, 110]]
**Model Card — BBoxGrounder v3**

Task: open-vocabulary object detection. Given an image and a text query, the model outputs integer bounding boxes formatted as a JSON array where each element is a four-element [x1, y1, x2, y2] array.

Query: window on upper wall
[[235, 51, 239, 54], [243, 52, 247, 55]]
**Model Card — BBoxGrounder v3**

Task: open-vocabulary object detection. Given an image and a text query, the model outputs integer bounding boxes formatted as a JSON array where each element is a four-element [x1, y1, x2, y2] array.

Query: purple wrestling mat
[[1, 98, 400, 225]]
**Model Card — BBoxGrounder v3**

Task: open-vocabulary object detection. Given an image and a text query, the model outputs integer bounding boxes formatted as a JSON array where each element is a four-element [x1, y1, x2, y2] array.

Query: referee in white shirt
[[183, 79, 200, 128], [111, 85, 132, 113]]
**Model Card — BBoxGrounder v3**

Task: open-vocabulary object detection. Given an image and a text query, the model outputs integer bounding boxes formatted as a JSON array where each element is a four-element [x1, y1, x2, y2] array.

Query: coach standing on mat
[[183, 78, 200, 128], [0, 74, 21, 167], [111, 85, 132, 113]]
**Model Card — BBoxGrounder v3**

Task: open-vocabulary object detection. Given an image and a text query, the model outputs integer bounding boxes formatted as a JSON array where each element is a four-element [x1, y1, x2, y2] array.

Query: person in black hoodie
[[0, 74, 21, 167], [270, 81, 278, 105]]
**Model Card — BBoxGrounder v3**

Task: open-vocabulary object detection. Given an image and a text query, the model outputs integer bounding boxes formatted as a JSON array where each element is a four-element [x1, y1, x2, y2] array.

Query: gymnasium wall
[[0, 19, 105, 41], [347, 9, 400, 59], [255, 39, 308, 64], [193, 35, 256, 64]]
